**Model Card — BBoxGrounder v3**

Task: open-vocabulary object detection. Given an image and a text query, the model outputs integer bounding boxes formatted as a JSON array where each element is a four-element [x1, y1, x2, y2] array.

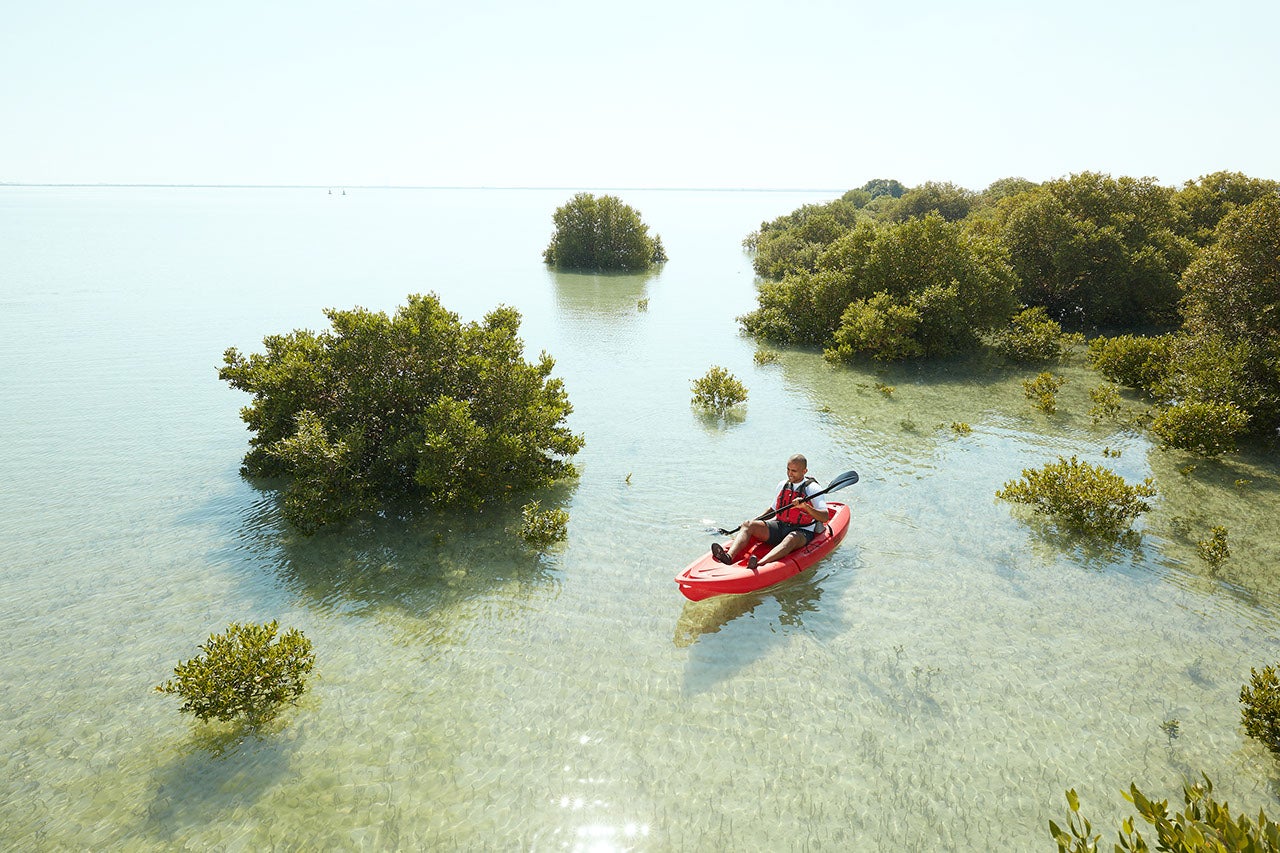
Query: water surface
[[2, 186, 1278, 850]]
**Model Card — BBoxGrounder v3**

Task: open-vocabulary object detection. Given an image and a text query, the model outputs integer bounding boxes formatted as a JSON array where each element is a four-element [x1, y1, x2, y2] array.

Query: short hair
[[788, 453, 807, 467]]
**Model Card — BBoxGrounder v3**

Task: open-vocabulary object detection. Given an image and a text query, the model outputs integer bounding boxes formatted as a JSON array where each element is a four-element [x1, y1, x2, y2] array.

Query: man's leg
[[714, 519, 770, 563], [749, 530, 811, 569]]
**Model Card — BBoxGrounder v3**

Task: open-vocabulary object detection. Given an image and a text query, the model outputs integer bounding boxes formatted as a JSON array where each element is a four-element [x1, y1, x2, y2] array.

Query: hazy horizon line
[[0, 182, 848, 193]]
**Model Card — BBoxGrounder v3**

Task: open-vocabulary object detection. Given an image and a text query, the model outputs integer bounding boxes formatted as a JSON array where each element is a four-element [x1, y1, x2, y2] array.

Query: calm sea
[[2, 186, 1278, 850]]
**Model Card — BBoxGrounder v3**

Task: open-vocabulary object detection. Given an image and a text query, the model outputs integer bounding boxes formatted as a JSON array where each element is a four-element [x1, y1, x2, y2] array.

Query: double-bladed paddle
[[715, 468, 860, 536]]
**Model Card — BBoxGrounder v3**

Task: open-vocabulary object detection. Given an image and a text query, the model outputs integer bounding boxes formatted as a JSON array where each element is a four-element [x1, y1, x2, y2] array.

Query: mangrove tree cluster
[[741, 171, 1280, 443], [220, 293, 583, 533], [543, 192, 667, 271]]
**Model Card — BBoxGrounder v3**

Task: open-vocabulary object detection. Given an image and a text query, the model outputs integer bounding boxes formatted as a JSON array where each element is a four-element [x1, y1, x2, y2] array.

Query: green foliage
[[1024, 372, 1066, 414], [875, 382, 895, 396], [1197, 526, 1230, 569], [542, 193, 667, 271], [950, 422, 972, 435], [1158, 335, 1272, 442], [997, 456, 1156, 538], [979, 177, 1039, 207], [1151, 400, 1249, 456], [518, 501, 569, 547], [749, 198, 865, 278], [744, 213, 1017, 358], [1175, 170, 1280, 246], [753, 349, 780, 366], [996, 172, 1195, 328], [1242, 665, 1280, 756], [1181, 195, 1280, 349], [991, 306, 1082, 362], [889, 180, 976, 223], [1176, 194, 1280, 435], [1087, 334, 1175, 396], [826, 292, 924, 362], [1052, 777, 1280, 852], [1050, 788, 1099, 852], [862, 178, 906, 199], [156, 621, 315, 724], [840, 188, 873, 208], [220, 293, 583, 533], [1089, 384, 1123, 424], [691, 366, 748, 415]]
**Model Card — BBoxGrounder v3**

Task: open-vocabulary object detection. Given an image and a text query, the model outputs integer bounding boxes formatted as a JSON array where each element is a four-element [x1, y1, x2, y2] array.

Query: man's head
[[786, 453, 808, 483]]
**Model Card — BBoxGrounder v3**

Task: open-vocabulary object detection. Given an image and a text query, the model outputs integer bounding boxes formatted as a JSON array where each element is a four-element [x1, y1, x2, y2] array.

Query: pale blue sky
[[3, 0, 1276, 189]]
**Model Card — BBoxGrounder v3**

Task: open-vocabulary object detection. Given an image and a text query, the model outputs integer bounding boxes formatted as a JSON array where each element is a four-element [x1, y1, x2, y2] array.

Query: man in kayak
[[711, 454, 831, 571]]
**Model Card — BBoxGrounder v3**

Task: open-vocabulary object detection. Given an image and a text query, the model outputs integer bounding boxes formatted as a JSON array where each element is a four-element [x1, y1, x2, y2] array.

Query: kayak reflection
[[672, 572, 826, 648]]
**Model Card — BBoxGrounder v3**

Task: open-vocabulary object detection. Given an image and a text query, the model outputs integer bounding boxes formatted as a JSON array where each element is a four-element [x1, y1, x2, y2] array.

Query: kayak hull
[[675, 502, 851, 601]]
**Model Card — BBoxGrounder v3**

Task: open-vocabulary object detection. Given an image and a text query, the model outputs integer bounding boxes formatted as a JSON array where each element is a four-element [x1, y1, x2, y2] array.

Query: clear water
[[2, 186, 1278, 850]]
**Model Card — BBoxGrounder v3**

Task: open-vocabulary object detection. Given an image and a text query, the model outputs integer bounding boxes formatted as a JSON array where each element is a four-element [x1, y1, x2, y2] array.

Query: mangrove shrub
[[691, 366, 747, 416], [1151, 400, 1249, 455], [990, 306, 1082, 362], [220, 293, 584, 533], [1088, 384, 1123, 424], [997, 456, 1156, 539], [1241, 664, 1280, 756], [1024, 372, 1066, 414], [1197, 526, 1230, 569], [543, 193, 667, 271], [156, 621, 315, 724], [1086, 334, 1175, 397], [518, 501, 569, 547]]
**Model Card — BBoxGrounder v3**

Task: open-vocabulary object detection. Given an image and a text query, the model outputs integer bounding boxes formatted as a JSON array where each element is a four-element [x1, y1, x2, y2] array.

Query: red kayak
[[675, 502, 851, 601]]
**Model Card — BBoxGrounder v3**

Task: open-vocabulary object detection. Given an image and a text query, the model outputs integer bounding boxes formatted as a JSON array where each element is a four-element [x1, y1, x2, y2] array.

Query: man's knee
[[784, 531, 809, 549]]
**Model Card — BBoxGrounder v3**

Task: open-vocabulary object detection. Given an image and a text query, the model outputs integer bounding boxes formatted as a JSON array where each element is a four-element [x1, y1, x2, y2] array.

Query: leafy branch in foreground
[[156, 621, 315, 724], [1051, 776, 1280, 852], [997, 456, 1156, 539]]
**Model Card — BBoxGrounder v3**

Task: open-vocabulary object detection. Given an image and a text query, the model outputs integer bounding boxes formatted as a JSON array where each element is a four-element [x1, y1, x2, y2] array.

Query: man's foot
[[711, 542, 733, 565], [747, 555, 759, 571]]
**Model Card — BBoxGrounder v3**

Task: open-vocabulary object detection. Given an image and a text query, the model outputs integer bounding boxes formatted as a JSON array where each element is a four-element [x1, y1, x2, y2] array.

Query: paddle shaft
[[716, 469, 859, 536]]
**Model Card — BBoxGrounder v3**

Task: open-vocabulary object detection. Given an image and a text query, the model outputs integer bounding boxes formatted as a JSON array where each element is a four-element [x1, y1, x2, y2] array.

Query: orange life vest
[[774, 477, 817, 526]]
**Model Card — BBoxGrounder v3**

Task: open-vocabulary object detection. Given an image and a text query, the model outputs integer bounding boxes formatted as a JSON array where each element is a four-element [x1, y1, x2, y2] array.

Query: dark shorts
[[764, 520, 817, 547]]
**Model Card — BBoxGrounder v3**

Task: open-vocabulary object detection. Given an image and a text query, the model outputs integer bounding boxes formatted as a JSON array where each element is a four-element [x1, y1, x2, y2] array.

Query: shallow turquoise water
[[2, 186, 1278, 850]]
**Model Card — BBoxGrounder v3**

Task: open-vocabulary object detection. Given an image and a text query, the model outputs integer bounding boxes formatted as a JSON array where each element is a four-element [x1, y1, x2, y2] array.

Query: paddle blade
[[819, 469, 860, 494]]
